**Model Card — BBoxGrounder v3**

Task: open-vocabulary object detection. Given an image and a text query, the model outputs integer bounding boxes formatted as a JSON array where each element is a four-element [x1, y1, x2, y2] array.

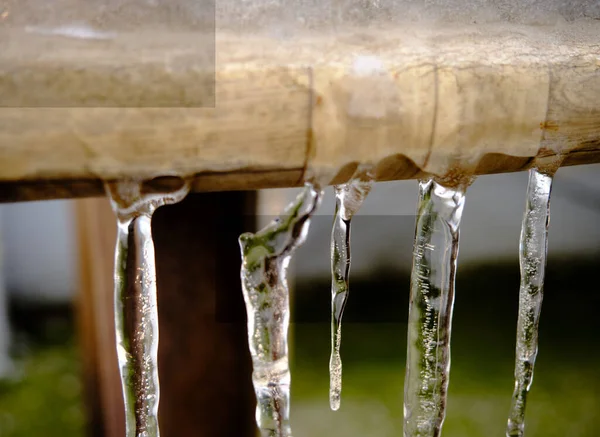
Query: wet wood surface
[[1, 23, 599, 201]]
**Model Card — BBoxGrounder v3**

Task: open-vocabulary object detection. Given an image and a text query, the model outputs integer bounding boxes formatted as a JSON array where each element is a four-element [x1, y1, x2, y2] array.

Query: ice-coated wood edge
[[0, 23, 599, 202]]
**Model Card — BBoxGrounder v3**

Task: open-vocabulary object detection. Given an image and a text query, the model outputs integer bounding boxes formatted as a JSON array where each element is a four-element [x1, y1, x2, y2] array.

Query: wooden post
[[76, 197, 124, 437], [76, 191, 256, 437]]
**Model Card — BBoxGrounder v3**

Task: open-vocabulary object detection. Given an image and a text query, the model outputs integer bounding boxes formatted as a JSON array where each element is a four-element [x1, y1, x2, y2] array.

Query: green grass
[[0, 256, 597, 437], [290, 323, 600, 437], [2, 329, 596, 437], [288, 257, 600, 437], [0, 343, 85, 437]]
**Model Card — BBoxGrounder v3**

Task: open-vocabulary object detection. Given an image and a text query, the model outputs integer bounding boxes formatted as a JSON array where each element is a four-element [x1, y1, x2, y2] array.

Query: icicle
[[506, 160, 561, 437], [403, 178, 467, 437], [239, 183, 322, 437], [105, 178, 190, 437], [329, 168, 374, 411]]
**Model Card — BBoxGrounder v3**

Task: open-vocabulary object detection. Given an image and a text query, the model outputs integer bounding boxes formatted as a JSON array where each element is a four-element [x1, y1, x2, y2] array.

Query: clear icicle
[[105, 179, 190, 437], [506, 167, 556, 437], [404, 178, 467, 437], [239, 183, 322, 437], [329, 170, 374, 411]]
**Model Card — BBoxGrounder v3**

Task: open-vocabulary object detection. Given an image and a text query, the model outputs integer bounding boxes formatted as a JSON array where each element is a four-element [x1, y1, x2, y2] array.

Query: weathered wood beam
[[1, 22, 599, 201]]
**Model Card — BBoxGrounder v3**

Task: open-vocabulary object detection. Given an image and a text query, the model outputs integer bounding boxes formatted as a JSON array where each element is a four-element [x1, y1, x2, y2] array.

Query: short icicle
[[329, 169, 374, 411], [239, 183, 322, 437], [506, 164, 560, 437], [105, 178, 190, 437], [403, 178, 468, 437]]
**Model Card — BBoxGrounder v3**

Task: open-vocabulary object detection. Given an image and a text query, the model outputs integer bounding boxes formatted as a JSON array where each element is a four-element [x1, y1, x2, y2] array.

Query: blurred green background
[[0, 304, 84, 437], [289, 256, 600, 437], [4, 256, 597, 437]]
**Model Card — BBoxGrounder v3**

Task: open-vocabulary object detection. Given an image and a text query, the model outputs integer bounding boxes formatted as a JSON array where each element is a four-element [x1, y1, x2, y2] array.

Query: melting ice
[[105, 178, 190, 437], [239, 183, 322, 437], [506, 166, 557, 437], [403, 178, 467, 437], [329, 170, 374, 411]]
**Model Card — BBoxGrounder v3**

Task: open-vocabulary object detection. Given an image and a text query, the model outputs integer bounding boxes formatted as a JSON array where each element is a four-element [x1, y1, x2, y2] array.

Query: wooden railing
[[1, 23, 599, 201]]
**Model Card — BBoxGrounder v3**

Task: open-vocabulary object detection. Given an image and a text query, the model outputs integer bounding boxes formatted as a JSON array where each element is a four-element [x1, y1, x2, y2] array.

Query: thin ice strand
[[506, 164, 559, 437], [330, 171, 374, 411]]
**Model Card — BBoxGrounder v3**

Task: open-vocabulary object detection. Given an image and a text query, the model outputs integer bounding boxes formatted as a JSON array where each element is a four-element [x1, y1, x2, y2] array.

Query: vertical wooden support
[[76, 197, 123, 437], [152, 191, 256, 436], [76, 192, 256, 437]]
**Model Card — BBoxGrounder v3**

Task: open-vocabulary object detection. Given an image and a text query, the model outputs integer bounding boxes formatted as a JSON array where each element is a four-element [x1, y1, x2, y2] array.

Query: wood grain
[[1, 22, 599, 200], [76, 198, 124, 437]]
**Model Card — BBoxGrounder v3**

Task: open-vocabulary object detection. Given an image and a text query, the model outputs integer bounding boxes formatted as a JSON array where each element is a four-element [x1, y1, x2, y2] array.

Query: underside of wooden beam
[[0, 148, 598, 203]]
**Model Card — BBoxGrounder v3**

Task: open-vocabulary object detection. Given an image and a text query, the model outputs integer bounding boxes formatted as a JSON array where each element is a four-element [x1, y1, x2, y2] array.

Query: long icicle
[[506, 166, 557, 437], [330, 170, 374, 411], [404, 178, 467, 437], [239, 183, 322, 437], [106, 179, 190, 437]]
